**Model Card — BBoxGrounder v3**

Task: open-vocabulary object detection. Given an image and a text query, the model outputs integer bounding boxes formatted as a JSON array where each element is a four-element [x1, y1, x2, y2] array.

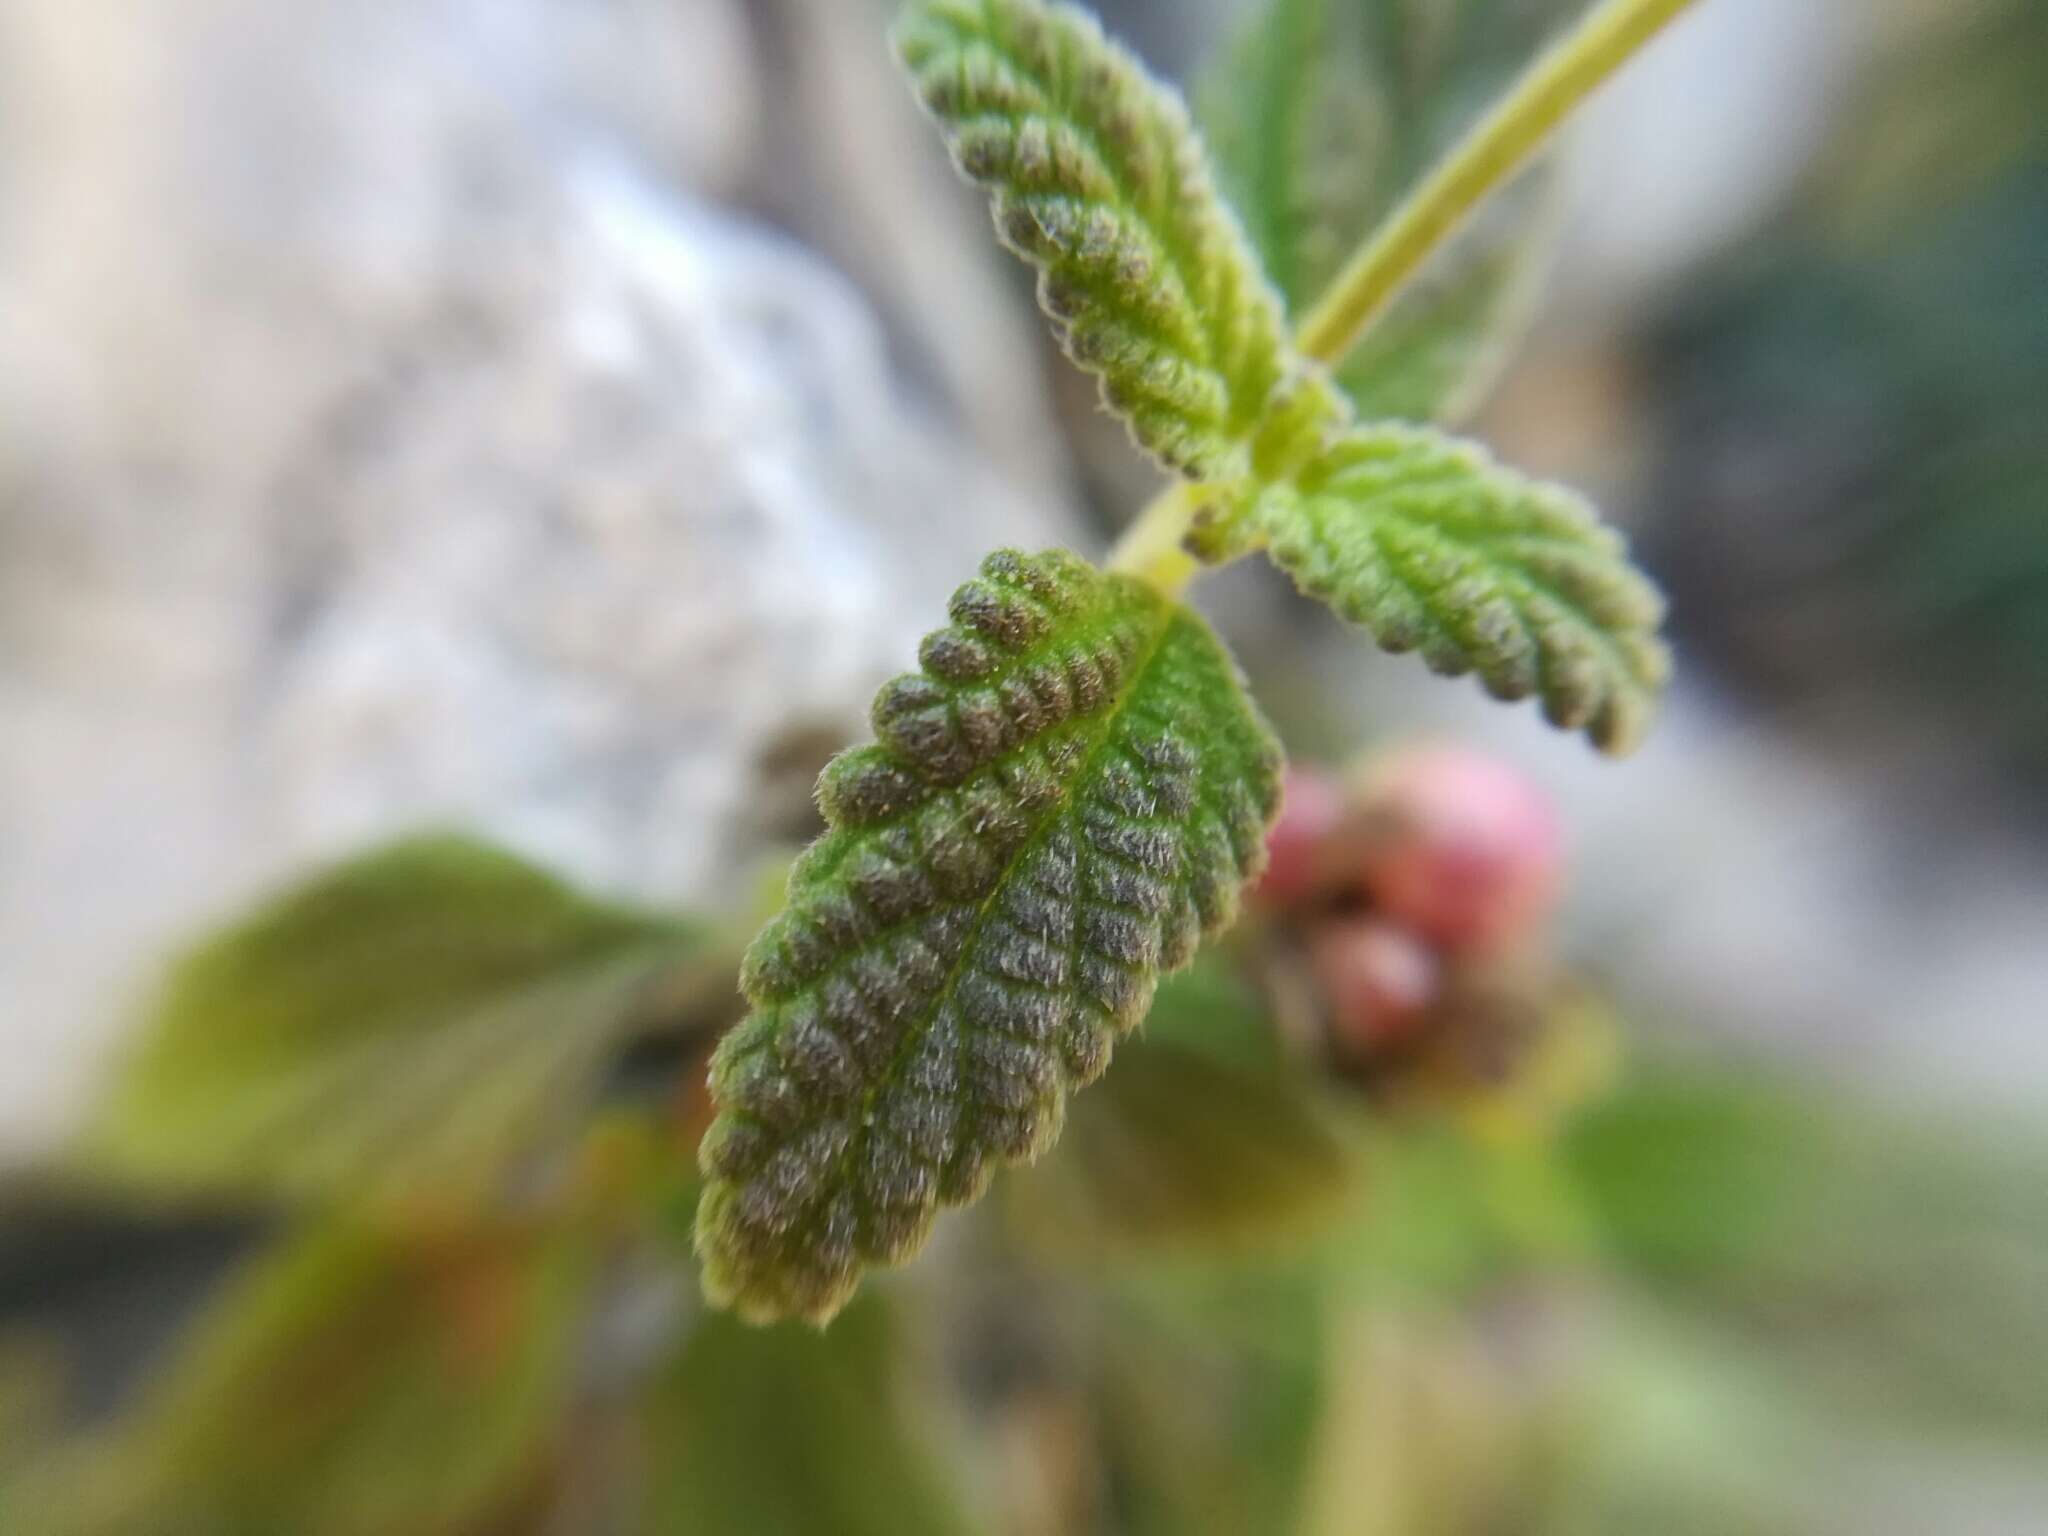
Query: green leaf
[[1562, 1070, 1821, 1286], [636, 1297, 985, 1536], [1203, 0, 1580, 424], [1567, 1068, 2048, 1447], [1199, 0, 1347, 313], [1233, 424, 1669, 753], [45, 1215, 592, 1536], [895, 0, 1333, 481], [696, 549, 1284, 1324], [77, 836, 702, 1209]]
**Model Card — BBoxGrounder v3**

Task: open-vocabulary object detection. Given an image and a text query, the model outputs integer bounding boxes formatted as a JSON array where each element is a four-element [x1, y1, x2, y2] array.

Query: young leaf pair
[[698, 0, 1673, 1324]]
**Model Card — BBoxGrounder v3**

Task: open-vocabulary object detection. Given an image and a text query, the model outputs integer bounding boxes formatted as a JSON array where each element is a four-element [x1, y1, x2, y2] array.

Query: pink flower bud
[[1253, 764, 1349, 908], [1351, 745, 1563, 953], [1309, 915, 1440, 1057]]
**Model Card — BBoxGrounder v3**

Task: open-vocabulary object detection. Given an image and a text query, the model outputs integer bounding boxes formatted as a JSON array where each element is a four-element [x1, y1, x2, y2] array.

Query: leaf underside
[[895, 0, 1317, 481], [1203, 0, 1579, 425], [1252, 425, 1670, 753], [77, 836, 696, 1210], [696, 549, 1283, 1324]]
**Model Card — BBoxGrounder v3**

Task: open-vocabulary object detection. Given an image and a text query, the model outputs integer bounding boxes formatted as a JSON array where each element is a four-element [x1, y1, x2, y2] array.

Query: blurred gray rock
[[746, 0, 1080, 513], [0, 0, 1076, 1157]]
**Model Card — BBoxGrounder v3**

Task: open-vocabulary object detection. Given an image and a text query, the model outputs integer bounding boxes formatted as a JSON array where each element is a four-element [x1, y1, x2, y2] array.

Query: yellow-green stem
[[1109, 0, 1705, 593], [1295, 0, 1704, 365], [1106, 482, 1205, 596]]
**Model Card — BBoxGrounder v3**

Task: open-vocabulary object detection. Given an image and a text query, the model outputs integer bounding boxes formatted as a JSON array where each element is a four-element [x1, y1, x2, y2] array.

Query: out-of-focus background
[[2, 1, 2044, 1532]]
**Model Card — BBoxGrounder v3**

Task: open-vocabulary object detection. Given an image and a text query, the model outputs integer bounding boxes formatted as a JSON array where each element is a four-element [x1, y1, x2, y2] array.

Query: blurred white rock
[[0, 0, 1074, 1158], [1552, 0, 1853, 323]]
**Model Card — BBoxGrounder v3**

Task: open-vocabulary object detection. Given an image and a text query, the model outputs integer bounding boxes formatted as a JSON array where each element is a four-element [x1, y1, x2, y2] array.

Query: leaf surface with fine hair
[[1246, 424, 1669, 752], [29, 1215, 592, 1536], [896, 0, 1335, 481], [696, 548, 1283, 1324]]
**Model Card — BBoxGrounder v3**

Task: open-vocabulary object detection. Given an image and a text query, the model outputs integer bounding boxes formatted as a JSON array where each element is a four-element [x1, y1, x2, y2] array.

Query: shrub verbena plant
[[693, 0, 1694, 1324]]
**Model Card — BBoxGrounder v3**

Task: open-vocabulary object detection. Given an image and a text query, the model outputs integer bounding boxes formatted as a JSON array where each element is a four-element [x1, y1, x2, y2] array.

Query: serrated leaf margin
[[1254, 424, 1670, 752], [895, 0, 1330, 481], [695, 549, 1284, 1324]]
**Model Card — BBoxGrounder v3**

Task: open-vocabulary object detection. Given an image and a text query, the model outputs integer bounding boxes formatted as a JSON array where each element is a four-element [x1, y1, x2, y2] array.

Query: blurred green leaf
[[35, 1214, 593, 1536], [77, 835, 704, 1210], [1530, 1300, 1842, 1536], [1202, 0, 1582, 423], [1824, 0, 2047, 232], [1239, 423, 1669, 753], [0, 1336, 65, 1529], [1006, 958, 1355, 1255], [697, 551, 1285, 1325], [1567, 1067, 2048, 1450], [1561, 1068, 1815, 1284], [636, 1297, 984, 1536], [1566, 1066, 2048, 1290], [1320, 1117, 1594, 1302], [1097, 1266, 1330, 1536], [1296, 1299, 1595, 1536]]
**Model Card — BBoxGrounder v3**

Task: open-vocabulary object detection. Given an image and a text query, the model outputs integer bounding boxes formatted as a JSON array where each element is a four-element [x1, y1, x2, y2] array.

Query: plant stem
[[1293, 0, 1704, 366], [1110, 0, 1703, 596], [1106, 481, 1205, 595]]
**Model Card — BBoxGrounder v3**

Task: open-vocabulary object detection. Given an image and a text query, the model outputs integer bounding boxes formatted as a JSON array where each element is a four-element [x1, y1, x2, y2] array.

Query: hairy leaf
[[1203, 0, 1579, 423], [638, 1298, 984, 1536], [896, 0, 1328, 480], [37, 1216, 591, 1536], [696, 549, 1284, 1324], [1240, 424, 1669, 752], [77, 836, 701, 1209], [1558, 1070, 2048, 1466]]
